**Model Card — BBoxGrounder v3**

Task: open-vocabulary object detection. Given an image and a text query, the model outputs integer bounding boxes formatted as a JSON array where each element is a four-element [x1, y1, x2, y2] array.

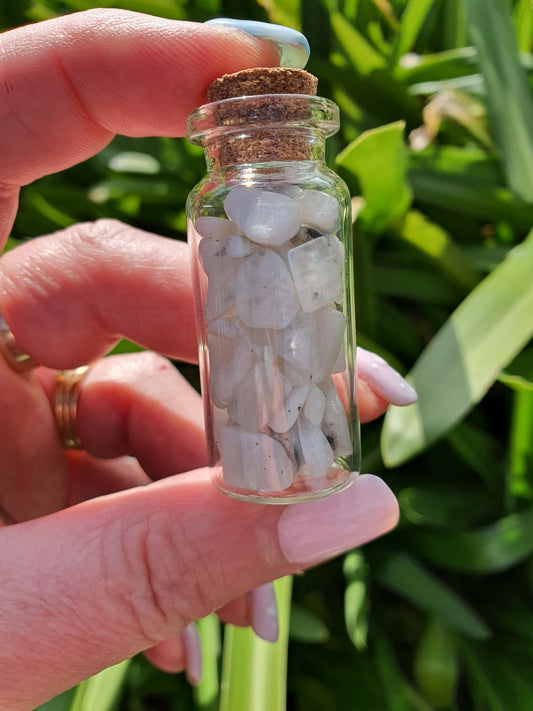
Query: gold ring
[[0, 311, 35, 372], [54, 365, 92, 449]]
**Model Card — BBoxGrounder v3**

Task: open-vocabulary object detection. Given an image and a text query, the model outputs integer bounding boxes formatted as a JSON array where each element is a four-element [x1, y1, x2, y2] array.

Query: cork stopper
[[205, 67, 318, 102], [205, 68, 319, 164]]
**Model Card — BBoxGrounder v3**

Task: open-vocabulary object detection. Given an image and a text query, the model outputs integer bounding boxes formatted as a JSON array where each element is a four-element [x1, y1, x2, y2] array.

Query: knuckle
[[104, 508, 214, 643]]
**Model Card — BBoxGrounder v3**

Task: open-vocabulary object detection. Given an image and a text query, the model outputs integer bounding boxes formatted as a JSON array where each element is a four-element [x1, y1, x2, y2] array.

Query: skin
[[0, 10, 398, 709]]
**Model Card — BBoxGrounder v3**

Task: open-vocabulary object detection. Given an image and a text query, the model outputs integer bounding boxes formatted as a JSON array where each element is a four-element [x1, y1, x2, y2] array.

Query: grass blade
[[407, 506, 533, 573], [219, 577, 292, 711], [409, 147, 533, 231], [513, 0, 533, 53], [464, 0, 533, 200], [394, 210, 480, 292], [392, 0, 438, 65], [414, 618, 458, 708], [68, 659, 130, 711], [330, 11, 386, 74], [382, 229, 533, 466], [506, 390, 533, 505], [377, 552, 491, 638], [499, 348, 533, 391], [194, 614, 221, 710]]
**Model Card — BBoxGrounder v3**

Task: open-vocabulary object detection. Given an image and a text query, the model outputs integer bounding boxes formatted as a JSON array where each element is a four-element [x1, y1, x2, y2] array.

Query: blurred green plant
[[4, 0, 530, 709]]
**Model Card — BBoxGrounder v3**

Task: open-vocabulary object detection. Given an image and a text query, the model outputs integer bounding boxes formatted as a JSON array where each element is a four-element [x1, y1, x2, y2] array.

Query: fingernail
[[357, 347, 418, 406], [181, 623, 202, 686], [251, 582, 279, 643], [278, 474, 399, 565], [205, 18, 310, 69]]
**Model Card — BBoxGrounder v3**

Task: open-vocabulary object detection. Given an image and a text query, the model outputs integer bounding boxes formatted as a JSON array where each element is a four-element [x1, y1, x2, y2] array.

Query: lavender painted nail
[[278, 474, 399, 565], [251, 582, 279, 643], [205, 18, 310, 69], [357, 347, 417, 406], [182, 623, 202, 686]]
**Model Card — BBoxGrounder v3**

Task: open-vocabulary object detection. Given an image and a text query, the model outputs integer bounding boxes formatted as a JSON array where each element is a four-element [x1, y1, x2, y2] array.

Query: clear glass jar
[[186, 92, 360, 503]]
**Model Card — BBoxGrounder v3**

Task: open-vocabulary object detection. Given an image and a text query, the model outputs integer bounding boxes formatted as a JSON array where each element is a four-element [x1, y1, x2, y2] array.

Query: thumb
[[0, 471, 398, 709]]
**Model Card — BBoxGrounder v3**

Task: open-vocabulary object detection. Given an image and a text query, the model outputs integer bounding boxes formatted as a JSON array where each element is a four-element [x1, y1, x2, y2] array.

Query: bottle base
[[211, 466, 358, 504]]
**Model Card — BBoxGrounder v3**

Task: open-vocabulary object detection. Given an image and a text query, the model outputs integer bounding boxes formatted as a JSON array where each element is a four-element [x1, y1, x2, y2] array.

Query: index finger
[[0, 9, 280, 240]]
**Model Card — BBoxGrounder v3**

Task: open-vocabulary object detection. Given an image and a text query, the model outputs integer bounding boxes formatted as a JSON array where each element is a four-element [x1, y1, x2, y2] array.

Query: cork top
[[203, 68, 319, 164], [205, 67, 318, 102]]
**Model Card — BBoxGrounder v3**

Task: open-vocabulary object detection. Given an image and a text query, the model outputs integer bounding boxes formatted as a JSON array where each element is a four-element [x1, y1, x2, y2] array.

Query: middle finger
[[0, 220, 198, 368]]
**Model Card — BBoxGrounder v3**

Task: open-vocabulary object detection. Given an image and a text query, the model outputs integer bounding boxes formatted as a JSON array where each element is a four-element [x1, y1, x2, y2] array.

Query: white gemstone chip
[[203, 254, 241, 321], [219, 427, 294, 492], [304, 384, 326, 425], [296, 190, 340, 233], [224, 187, 302, 247], [321, 378, 353, 458], [288, 235, 344, 312], [269, 383, 310, 433], [226, 234, 256, 258], [297, 416, 335, 477], [195, 216, 241, 240], [235, 250, 300, 329], [277, 307, 346, 382]]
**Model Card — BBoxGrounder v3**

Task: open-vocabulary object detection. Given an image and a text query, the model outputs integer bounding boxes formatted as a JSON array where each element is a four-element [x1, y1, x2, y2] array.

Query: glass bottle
[[186, 69, 360, 503]]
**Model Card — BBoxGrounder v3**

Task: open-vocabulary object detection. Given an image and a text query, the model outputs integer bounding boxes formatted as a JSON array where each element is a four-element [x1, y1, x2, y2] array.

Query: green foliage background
[[2, 0, 533, 709]]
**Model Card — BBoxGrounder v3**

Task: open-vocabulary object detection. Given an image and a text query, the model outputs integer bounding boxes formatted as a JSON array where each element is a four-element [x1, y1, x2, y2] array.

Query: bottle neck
[[203, 126, 327, 170], [188, 94, 339, 171]]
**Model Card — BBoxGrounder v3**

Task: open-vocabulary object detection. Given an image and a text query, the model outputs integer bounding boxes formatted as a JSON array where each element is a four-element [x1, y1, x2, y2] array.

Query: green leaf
[[35, 690, 76, 711], [289, 604, 330, 644], [372, 630, 414, 711], [3, 236, 23, 252], [219, 577, 292, 711], [69, 659, 130, 711], [399, 483, 495, 529], [409, 147, 533, 231], [194, 614, 221, 710], [414, 618, 458, 708], [382, 229, 533, 466], [330, 11, 386, 74], [392, 0, 438, 65], [344, 551, 369, 651], [407, 505, 533, 573], [499, 348, 533, 391], [336, 121, 412, 233], [446, 421, 504, 487], [464, 0, 533, 200], [377, 552, 491, 638], [461, 640, 533, 711], [395, 210, 480, 292], [506, 390, 533, 504], [513, 0, 533, 53]]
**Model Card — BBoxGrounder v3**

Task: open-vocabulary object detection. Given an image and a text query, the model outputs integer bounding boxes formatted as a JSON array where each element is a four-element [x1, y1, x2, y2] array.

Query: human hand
[[0, 10, 413, 709]]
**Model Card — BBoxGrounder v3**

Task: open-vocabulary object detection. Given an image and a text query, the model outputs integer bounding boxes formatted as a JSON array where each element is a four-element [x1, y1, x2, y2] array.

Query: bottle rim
[[187, 94, 339, 146]]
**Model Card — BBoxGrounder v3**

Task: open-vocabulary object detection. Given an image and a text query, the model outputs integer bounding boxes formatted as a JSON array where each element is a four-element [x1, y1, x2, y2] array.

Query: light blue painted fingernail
[[205, 18, 310, 69]]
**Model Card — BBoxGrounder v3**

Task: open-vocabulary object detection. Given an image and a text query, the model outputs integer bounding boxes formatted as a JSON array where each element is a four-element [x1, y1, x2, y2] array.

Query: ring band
[[0, 311, 35, 372], [54, 365, 91, 449]]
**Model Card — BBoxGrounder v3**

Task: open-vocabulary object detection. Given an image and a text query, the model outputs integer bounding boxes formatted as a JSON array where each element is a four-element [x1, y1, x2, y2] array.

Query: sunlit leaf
[[382, 229, 533, 466], [69, 660, 130, 711], [392, 0, 438, 64], [395, 210, 480, 292], [219, 577, 292, 711], [337, 121, 412, 233], [464, 0, 533, 200]]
